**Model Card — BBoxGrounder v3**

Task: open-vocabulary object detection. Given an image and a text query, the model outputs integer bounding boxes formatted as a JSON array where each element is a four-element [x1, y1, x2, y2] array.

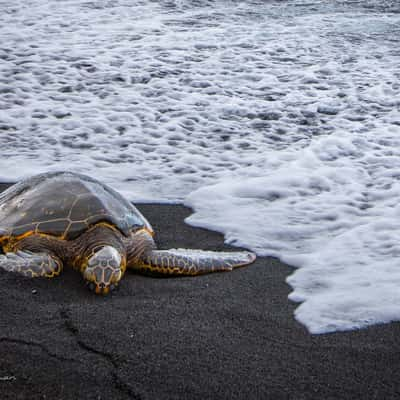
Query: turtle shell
[[0, 171, 153, 242]]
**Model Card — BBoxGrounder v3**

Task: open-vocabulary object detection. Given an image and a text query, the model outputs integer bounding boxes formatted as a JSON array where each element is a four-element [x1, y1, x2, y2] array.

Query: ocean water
[[1, 0, 400, 333]]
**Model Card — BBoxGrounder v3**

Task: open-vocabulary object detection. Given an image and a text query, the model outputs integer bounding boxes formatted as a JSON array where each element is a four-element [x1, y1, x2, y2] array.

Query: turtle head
[[83, 246, 125, 295]]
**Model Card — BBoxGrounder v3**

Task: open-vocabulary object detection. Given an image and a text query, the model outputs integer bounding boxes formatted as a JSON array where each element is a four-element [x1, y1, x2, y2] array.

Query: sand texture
[[0, 184, 400, 399]]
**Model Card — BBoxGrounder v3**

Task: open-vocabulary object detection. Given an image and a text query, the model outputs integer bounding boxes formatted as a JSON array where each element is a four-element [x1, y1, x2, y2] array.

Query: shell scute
[[0, 171, 153, 242], [37, 220, 71, 237]]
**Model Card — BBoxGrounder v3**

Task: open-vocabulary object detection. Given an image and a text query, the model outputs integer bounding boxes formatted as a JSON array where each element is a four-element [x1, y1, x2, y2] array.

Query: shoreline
[[1, 183, 400, 399]]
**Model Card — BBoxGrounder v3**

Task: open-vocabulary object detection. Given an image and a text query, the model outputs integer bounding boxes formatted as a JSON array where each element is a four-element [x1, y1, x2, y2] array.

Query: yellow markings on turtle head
[[75, 255, 88, 272], [95, 285, 110, 295]]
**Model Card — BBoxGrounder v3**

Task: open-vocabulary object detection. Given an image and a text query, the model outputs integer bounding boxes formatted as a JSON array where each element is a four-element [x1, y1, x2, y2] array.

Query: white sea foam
[[1, 0, 400, 333]]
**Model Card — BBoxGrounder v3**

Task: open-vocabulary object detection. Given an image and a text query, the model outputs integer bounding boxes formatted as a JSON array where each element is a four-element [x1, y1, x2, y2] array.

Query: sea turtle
[[0, 172, 255, 294]]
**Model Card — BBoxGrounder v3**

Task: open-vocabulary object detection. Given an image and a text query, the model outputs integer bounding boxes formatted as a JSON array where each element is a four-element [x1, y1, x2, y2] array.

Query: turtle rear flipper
[[134, 249, 256, 276], [0, 251, 63, 278]]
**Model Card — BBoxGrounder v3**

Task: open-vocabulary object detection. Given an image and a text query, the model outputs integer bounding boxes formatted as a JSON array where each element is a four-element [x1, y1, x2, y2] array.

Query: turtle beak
[[84, 246, 123, 295], [86, 281, 118, 295]]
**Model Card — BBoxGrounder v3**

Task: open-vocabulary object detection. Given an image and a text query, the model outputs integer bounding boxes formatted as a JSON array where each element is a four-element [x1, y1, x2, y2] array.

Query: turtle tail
[[136, 249, 256, 276]]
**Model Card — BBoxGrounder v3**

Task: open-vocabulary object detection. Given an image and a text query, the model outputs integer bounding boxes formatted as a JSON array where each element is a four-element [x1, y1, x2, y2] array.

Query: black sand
[[1, 182, 400, 400]]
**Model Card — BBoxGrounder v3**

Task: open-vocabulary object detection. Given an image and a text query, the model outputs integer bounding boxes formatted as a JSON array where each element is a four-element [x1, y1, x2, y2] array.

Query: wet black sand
[[1, 182, 400, 399]]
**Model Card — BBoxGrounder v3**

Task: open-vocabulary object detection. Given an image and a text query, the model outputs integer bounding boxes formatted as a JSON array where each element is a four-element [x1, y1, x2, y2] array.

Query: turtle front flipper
[[0, 251, 63, 278], [134, 249, 256, 276]]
